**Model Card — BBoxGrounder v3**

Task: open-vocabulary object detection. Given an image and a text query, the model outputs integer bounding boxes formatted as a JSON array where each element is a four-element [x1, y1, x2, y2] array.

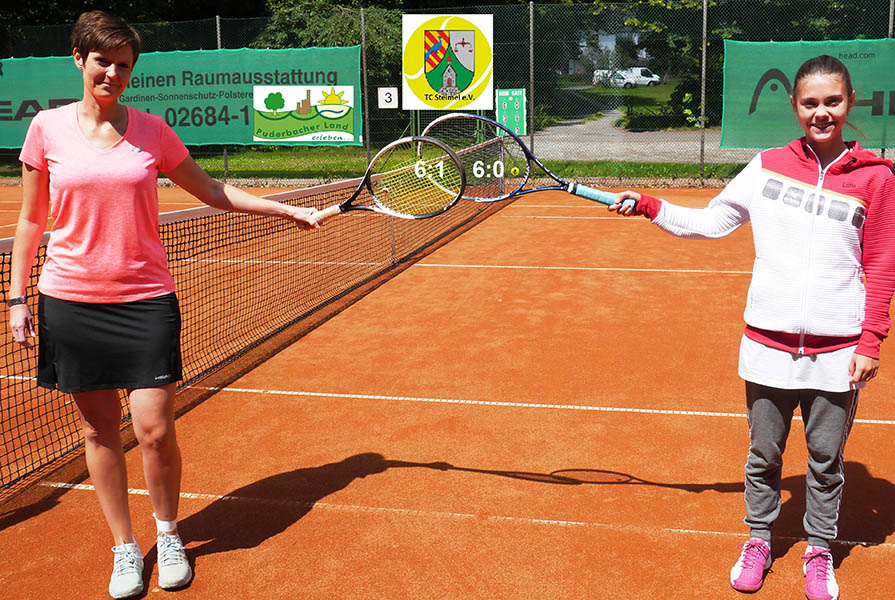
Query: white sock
[[115, 538, 140, 551], [154, 513, 178, 535]]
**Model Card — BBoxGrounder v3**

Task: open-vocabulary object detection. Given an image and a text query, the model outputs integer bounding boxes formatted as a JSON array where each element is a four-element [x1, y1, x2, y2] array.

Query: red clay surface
[[2, 186, 895, 599]]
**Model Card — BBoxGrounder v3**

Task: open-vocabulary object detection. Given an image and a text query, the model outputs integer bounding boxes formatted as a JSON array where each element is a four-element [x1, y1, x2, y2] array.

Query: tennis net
[[0, 179, 508, 506]]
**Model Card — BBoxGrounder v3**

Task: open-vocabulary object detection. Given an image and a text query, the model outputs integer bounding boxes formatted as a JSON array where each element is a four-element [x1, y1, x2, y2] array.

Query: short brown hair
[[70, 11, 142, 64]]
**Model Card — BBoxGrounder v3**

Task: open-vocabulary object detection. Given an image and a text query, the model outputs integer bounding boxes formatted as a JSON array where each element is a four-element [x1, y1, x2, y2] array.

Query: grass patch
[[191, 145, 370, 179], [578, 79, 680, 105], [543, 159, 745, 180]]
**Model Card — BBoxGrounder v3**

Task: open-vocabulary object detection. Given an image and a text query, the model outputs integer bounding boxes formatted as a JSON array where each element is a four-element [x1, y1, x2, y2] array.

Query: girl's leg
[[800, 388, 857, 547], [744, 382, 799, 540], [128, 383, 181, 525], [73, 389, 134, 545]]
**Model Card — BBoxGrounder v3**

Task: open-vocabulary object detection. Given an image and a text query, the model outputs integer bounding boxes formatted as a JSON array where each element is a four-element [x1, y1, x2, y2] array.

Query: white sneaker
[[157, 532, 192, 589], [109, 542, 143, 599]]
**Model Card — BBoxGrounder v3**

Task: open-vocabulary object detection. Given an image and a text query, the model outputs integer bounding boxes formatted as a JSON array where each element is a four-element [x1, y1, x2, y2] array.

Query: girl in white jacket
[[611, 55, 895, 600]]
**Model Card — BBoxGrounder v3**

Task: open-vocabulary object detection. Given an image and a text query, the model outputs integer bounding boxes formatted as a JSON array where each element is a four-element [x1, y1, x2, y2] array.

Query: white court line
[[500, 215, 638, 220], [176, 257, 754, 274], [182, 258, 384, 267], [197, 386, 895, 426], [416, 263, 752, 275], [5, 376, 894, 425], [510, 204, 611, 208], [39, 481, 894, 548]]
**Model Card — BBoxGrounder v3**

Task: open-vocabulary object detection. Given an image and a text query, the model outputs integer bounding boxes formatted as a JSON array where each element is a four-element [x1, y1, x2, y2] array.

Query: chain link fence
[[4, 1, 894, 179]]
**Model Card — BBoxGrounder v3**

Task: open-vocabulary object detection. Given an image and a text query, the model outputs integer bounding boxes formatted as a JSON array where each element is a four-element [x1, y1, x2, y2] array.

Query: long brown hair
[[792, 54, 853, 100], [70, 11, 142, 64]]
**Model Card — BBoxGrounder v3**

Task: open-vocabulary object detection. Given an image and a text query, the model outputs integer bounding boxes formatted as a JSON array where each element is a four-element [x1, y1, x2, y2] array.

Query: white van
[[624, 67, 661, 86], [592, 69, 612, 86], [596, 67, 661, 88]]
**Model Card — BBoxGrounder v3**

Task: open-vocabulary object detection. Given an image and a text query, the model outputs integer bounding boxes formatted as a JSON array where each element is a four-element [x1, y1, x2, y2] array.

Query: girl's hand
[[849, 353, 879, 383], [286, 206, 321, 231], [9, 304, 36, 348], [610, 190, 641, 216]]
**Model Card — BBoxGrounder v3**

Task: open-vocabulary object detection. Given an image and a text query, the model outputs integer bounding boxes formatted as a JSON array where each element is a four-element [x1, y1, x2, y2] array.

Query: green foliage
[[532, 104, 560, 132], [264, 92, 285, 115], [668, 78, 723, 128], [256, 0, 401, 85]]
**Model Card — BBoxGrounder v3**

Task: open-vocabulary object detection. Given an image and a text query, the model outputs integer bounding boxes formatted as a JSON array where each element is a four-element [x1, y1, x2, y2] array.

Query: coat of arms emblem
[[424, 30, 475, 96]]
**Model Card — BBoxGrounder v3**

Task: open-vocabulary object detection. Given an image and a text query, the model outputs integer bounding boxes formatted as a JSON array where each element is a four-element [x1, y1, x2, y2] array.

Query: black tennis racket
[[421, 112, 634, 210], [312, 135, 466, 223]]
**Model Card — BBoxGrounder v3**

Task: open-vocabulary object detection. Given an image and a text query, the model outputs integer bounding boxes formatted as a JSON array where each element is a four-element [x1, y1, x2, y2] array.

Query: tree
[[256, 0, 401, 85], [265, 92, 285, 115], [0, 1, 271, 57], [592, 0, 892, 127]]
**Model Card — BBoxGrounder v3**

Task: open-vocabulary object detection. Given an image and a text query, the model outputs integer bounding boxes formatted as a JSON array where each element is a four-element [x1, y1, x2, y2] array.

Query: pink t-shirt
[[19, 102, 189, 302]]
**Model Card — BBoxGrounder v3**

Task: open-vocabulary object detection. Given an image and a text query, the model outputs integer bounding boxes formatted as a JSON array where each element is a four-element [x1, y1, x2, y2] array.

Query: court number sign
[[378, 87, 399, 109]]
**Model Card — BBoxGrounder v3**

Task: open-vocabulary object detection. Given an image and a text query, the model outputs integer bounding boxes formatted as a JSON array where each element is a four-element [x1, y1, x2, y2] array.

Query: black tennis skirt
[[37, 292, 183, 394]]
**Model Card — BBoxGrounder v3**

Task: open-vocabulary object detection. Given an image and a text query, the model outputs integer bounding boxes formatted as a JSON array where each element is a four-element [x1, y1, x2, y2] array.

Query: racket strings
[[369, 140, 464, 217], [422, 117, 529, 202]]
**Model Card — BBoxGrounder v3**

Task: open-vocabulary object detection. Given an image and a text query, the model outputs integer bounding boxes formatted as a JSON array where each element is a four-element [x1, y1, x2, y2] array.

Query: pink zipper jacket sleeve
[[857, 174, 895, 358]]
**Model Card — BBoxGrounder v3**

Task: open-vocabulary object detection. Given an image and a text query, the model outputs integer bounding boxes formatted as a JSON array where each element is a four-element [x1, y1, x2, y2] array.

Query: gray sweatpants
[[743, 381, 858, 548]]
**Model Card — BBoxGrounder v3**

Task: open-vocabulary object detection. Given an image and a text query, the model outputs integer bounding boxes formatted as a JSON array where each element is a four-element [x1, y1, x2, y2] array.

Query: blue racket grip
[[567, 182, 636, 211]]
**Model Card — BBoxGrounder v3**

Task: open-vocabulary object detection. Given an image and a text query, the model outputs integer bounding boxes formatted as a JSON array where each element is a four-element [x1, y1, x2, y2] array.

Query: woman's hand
[[285, 205, 321, 231], [9, 303, 36, 348], [849, 353, 879, 383]]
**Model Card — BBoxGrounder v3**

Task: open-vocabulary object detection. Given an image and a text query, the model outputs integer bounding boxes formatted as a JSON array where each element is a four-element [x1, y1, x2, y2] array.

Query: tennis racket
[[311, 136, 466, 223], [421, 112, 635, 210]]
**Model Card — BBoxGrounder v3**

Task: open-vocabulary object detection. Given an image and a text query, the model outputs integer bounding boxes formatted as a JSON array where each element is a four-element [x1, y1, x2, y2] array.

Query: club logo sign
[[252, 85, 357, 143], [403, 14, 493, 110]]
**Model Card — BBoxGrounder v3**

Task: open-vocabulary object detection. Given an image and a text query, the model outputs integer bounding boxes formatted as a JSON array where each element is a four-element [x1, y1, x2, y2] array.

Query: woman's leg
[[128, 383, 181, 525], [73, 389, 134, 545], [129, 383, 192, 589]]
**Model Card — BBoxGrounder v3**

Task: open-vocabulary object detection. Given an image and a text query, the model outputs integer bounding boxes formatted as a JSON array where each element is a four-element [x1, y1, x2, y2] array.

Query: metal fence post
[[699, 0, 707, 180], [529, 1, 535, 151], [215, 15, 229, 178], [361, 8, 371, 164]]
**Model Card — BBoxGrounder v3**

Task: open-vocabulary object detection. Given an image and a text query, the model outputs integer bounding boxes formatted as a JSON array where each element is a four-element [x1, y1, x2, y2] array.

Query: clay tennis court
[[1, 184, 894, 599]]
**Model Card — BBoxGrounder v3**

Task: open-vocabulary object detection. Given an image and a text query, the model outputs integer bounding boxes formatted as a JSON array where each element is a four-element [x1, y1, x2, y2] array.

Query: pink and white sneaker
[[803, 546, 839, 600], [730, 538, 772, 592]]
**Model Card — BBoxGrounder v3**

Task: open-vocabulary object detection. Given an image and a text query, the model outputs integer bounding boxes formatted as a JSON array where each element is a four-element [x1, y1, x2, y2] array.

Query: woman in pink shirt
[[7, 11, 319, 599]]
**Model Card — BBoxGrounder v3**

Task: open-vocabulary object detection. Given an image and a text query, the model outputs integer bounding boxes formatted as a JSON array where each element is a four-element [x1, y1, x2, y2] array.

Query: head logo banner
[[721, 39, 895, 149], [402, 14, 493, 110], [253, 85, 356, 142]]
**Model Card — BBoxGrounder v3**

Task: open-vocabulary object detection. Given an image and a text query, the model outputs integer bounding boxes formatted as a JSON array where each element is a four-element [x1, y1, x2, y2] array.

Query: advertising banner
[[0, 47, 363, 148], [721, 39, 895, 149]]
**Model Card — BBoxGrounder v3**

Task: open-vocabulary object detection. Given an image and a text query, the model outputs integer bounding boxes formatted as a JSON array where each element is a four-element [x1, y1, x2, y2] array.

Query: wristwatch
[[7, 296, 27, 307]]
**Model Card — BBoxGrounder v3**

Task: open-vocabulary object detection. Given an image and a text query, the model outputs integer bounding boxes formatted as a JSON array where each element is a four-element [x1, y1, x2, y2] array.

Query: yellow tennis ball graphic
[[510, 166, 520, 176]]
